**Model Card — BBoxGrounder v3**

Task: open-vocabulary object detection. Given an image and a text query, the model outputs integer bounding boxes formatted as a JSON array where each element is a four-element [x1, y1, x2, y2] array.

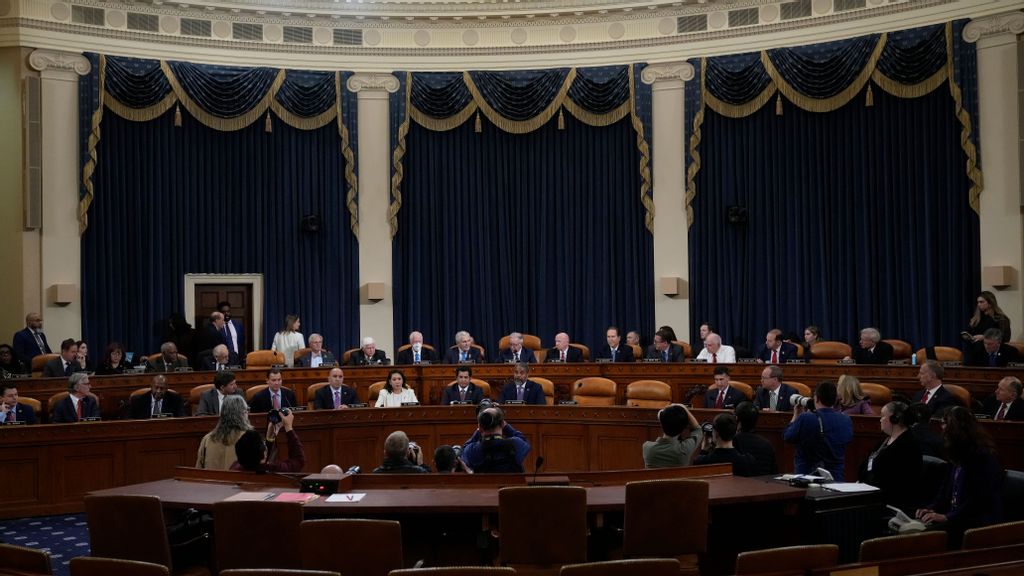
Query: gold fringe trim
[[104, 90, 178, 123], [337, 72, 359, 239], [474, 111, 482, 133], [628, 66, 654, 234], [389, 71, 413, 238], [562, 97, 630, 127], [162, 61, 286, 132], [269, 99, 338, 131], [264, 111, 272, 133], [872, 67, 948, 100], [775, 93, 783, 115], [79, 54, 107, 234], [865, 83, 874, 107], [558, 107, 565, 130], [464, 69, 576, 134], [704, 81, 777, 119], [945, 21, 983, 214], [685, 58, 707, 229], [763, 33, 887, 114], [410, 100, 479, 132], [174, 104, 181, 127]]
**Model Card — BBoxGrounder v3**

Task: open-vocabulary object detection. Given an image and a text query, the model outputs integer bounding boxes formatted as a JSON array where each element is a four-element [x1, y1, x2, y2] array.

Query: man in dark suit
[[757, 329, 799, 364], [12, 312, 50, 366], [547, 332, 584, 363], [146, 342, 189, 373], [51, 373, 100, 423], [645, 329, 684, 362], [983, 376, 1024, 421], [495, 332, 537, 363], [129, 375, 186, 419], [203, 311, 230, 356], [314, 367, 359, 409], [966, 328, 1020, 367], [850, 327, 894, 364], [0, 383, 38, 424], [249, 368, 298, 413], [396, 331, 439, 365], [442, 366, 486, 405], [594, 326, 635, 363], [218, 301, 245, 360], [42, 339, 85, 378], [445, 331, 485, 364], [754, 365, 797, 412], [499, 362, 546, 404], [348, 337, 389, 366], [296, 333, 337, 368], [196, 370, 243, 416], [911, 360, 960, 417], [202, 345, 235, 371], [705, 366, 747, 409]]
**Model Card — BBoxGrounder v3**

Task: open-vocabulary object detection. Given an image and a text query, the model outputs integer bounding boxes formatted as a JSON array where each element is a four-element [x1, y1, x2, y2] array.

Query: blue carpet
[[0, 514, 90, 576]]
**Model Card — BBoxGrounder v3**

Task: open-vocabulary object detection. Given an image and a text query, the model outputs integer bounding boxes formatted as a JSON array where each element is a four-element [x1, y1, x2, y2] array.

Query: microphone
[[532, 456, 545, 484]]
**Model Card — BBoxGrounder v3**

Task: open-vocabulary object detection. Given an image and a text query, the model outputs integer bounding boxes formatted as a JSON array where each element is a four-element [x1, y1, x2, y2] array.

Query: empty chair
[[623, 479, 707, 575], [498, 486, 587, 574], [70, 557, 169, 576], [1003, 469, 1024, 522], [560, 559, 680, 576], [532, 377, 555, 405], [808, 342, 851, 364], [245, 350, 285, 369], [784, 381, 810, 397], [625, 380, 671, 408], [859, 532, 947, 562], [300, 519, 402, 576], [859, 383, 892, 415], [962, 520, 1024, 549], [0, 543, 52, 575], [213, 501, 303, 571], [391, 568, 516, 576], [883, 339, 913, 360], [222, 571, 339, 576], [572, 377, 616, 406], [734, 544, 839, 575], [568, 343, 590, 361], [914, 346, 963, 364]]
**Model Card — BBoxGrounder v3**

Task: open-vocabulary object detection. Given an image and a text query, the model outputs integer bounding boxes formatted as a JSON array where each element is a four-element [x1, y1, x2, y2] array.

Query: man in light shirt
[[297, 333, 336, 368], [695, 333, 736, 364]]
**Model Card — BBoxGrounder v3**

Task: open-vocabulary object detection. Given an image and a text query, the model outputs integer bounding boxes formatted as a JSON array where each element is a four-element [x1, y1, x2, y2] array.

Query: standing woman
[[835, 374, 874, 415], [271, 314, 305, 368], [967, 291, 1011, 342], [375, 369, 418, 407], [196, 395, 253, 470], [859, 401, 923, 512]]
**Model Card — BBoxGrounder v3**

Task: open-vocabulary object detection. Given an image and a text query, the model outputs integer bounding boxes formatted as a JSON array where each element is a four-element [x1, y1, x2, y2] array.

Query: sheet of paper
[[325, 493, 366, 503], [822, 482, 880, 493]]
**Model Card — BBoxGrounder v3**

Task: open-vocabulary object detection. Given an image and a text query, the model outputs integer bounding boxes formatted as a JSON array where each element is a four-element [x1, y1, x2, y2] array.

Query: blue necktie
[[990, 352, 997, 367], [414, 351, 420, 363], [663, 351, 668, 362], [611, 349, 617, 362]]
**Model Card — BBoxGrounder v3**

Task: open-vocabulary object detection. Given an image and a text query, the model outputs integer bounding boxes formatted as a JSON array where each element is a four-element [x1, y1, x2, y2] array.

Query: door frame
[[184, 274, 264, 350]]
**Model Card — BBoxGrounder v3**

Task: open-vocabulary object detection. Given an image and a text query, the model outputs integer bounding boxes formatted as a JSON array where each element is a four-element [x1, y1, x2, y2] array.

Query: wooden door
[[194, 284, 254, 354]]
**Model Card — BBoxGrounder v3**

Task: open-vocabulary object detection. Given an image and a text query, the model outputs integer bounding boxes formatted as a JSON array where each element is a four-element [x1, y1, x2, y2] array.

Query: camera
[[700, 422, 715, 435], [790, 394, 815, 411], [267, 407, 291, 424], [452, 444, 463, 458]]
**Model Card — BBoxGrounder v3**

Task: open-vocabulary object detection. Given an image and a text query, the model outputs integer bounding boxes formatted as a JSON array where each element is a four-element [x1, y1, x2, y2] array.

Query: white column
[[964, 13, 1024, 340], [347, 73, 399, 353], [28, 49, 91, 344], [641, 62, 694, 342]]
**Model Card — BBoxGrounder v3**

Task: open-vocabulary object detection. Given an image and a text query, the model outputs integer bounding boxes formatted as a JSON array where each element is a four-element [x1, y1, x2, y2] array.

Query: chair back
[[944, 384, 971, 408], [32, 353, 59, 375], [792, 342, 804, 358], [1009, 341, 1024, 358], [785, 381, 811, 397], [734, 544, 839, 575], [859, 383, 892, 414], [859, 531, 947, 562], [0, 542, 53, 575], [536, 349, 549, 363], [306, 382, 329, 409], [498, 486, 587, 568], [560, 559, 680, 576], [146, 353, 189, 365], [1004, 469, 1024, 522], [628, 344, 642, 361], [809, 341, 851, 364], [572, 377, 616, 406], [962, 520, 1024, 549], [569, 343, 590, 361], [84, 495, 173, 570], [245, 350, 284, 368], [190, 384, 214, 415], [914, 346, 963, 364], [213, 501, 303, 571], [130, 387, 151, 399], [222, 571, 338, 576], [391, 569, 515, 576], [70, 557, 169, 576], [368, 381, 386, 405], [293, 348, 312, 363], [625, 380, 671, 408], [300, 519, 402, 576], [672, 341, 692, 358], [624, 479, 708, 558], [497, 334, 542, 352], [728, 381, 754, 401], [19, 396, 42, 413], [883, 339, 913, 360], [449, 343, 488, 359], [447, 379, 492, 399], [397, 343, 436, 354], [341, 348, 360, 364], [532, 377, 555, 405], [47, 391, 101, 418], [245, 384, 269, 402]]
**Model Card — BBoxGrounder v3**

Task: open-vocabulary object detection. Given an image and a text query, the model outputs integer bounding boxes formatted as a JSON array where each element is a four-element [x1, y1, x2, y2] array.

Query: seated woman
[[835, 374, 873, 415], [96, 342, 131, 375], [196, 395, 252, 470], [375, 369, 418, 407], [859, 401, 923, 513], [0, 344, 28, 375], [75, 340, 93, 372]]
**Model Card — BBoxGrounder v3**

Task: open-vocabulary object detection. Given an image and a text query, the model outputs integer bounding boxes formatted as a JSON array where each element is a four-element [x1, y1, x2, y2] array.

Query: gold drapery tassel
[[775, 94, 783, 116], [865, 83, 874, 107], [265, 111, 273, 133], [174, 103, 182, 127], [558, 107, 565, 130], [474, 111, 482, 133]]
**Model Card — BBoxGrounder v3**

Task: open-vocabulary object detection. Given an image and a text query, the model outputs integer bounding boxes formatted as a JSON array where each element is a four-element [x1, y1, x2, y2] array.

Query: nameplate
[[975, 414, 992, 420], [558, 400, 578, 405], [941, 361, 962, 367], [1008, 362, 1024, 368], [546, 358, 565, 363], [401, 402, 420, 407], [504, 400, 525, 405], [272, 364, 287, 369], [887, 360, 909, 365], [448, 400, 470, 405], [346, 403, 368, 408], [289, 406, 306, 412], [227, 365, 242, 370], [81, 416, 102, 422], [737, 358, 757, 363], [692, 359, 707, 363], [320, 361, 337, 368], [132, 366, 147, 373], [415, 360, 431, 365], [152, 413, 172, 419], [838, 358, 856, 365], [458, 360, 476, 365], [595, 358, 611, 363], [174, 367, 193, 372], [7, 373, 29, 379], [642, 358, 663, 363], [5, 420, 26, 425], [788, 359, 806, 364]]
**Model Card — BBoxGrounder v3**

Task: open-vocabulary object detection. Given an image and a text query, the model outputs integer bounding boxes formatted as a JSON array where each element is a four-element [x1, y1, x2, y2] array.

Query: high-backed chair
[[0, 543, 52, 576], [944, 384, 971, 408], [560, 559, 680, 576], [70, 557, 170, 576], [84, 494, 210, 576], [1008, 341, 1024, 358], [914, 346, 963, 364], [397, 343, 437, 357], [46, 391, 101, 420], [734, 544, 839, 575], [859, 531, 947, 562], [809, 341, 851, 364], [883, 339, 913, 360], [18, 396, 42, 414], [213, 501, 303, 571], [497, 334, 543, 352], [727, 381, 754, 401], [147, 353, 190, 365], [859, 383, 892, 415], [498, 486, 587, 573], [792, 342, 805, 358], [189, 384, 214, 416], [391, 569, 516, 576], [532, 377, 555, 405], [568, 343, 590, 361], [628, 344, 642, 361], [449, 343, 488, 360], [962, 520, 1024, 549], [300, 519, 402, 576], [244, 384, 269, 402], [784, 381, 811, 397], [31, 353, 59, 376], [572, 377, 616, 406], [623, 479, 708, 575], [625, 380, 671, 408], [368, 381, 387, 405], [1003, 469, 1024, 521], [447, 379, 492, 400], [222, 571, 339, 576], [672, 341, 692, 358], [341, 348, 360, 365], [245, 350, 285, 368], [292, 348, 312, 363], [306, 382, 329, 409]]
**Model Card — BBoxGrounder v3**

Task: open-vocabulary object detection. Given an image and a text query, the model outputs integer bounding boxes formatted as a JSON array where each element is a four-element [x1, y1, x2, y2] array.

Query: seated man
[[0, 383, 37, 424], [442, 366, 485, 405], [498, 362, 546, 405], [146, 341, 189, 373], [51, 373, 100, 423], [395, 331, 439, 365], [733, 401, 777, 475], [249, 368, 298, 412], [129, 375, 186, 419], [705, 366, 746, 409], [966, 329, 1020, 367], [757, 329, 799, 364], [296, 333, 336, 368], [982, 376, 1024, 421], [231, 409, 306, 473], [43, 339, 85, 378], [695, 413, 757, 476], [313, 367, 358, 409], [754, 365, 796, 412], [445, 331, 484, 364], [202, 344, 233, 371], [546, 332, 583, 362], [642, 403, 702, 468], [197, 370, 244, 416], [783, 380, 853, 480], [695, 333, 736, 363], [348, 337, 389, 366], [373, 431, 430, 473], [849, 328, 894, 364], [461, 405, 531, 473], [911, 360, 960, 417], [593, 326, 635, 363], [495, 332, 537, 364]]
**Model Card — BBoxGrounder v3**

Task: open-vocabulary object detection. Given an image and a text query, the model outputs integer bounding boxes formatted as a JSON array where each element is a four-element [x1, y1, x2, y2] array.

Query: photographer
[[434, 444, 473, 474], [643, 403, 702, 468], [461, 403, 531, 473], [373, 431, 430, 473], [783, 380, 853, 480], [695, 413, 757, 476], [231, 408, 306, 473]]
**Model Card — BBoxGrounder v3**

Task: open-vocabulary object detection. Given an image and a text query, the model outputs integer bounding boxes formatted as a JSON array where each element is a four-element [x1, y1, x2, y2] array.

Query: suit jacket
[[202, 357, 237, 372], [12, 327, 50, 364], [295, 351, 338, 368], [982, 396, 1024, 421], [129, 391, 187, 419], [754, 383, 798, 412], [499, 380, 546, 405], [444, 347, 485, 364], [966, 344, 1021, 368], [50, 395, 100, 423], [593, 345, 635, 363], [42, 357, 85, 378], [441, 383, 486, 405], [225, 319, 245, 358], [495, 347, 537, 364], [146, 357, 189, 373], [911, 385, 960, 417], [313, 385, 359, 409], [196, 388, 244, 416], [852, 341, 894, 365], [705, 386, 747, 409], [757, 342, 799, 364], [645, 344, 684, 363], [348, 350, 389, 366], [202, 324, 228, 355], [396, 347, 439, 365], [1, 402, 38, 425], [249, 387, 298, 413], [546, 347, 584, 363]]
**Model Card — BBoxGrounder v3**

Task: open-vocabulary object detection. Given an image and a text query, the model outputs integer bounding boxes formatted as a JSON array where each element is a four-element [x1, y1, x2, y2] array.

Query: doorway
[[184, 274, 264, 354]]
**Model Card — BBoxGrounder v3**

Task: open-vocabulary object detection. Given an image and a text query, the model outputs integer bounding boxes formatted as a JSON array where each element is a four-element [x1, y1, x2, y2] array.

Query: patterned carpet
[[0, 514, 90, 576]]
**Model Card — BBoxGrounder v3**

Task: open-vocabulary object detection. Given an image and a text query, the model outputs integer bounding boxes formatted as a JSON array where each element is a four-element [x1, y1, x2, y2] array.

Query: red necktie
[[921, 389, 931, 404], [560, 350, 566, 362], [996, 404, 1007, 421], [8, 406, 15, 423], [771, 350, 778, 364], [712, 353, 718, 364], [76, 399, 82, 421], [715, 390, 724, 409], [273, 393, 281, 410]]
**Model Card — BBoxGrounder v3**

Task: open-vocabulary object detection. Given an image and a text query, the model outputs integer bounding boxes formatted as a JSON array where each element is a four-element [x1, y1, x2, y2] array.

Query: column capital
[[346, 73, 400, 94], [640, 62, 695, 86], [963, 11, 1024, 44], [28, 49, 91, 77]]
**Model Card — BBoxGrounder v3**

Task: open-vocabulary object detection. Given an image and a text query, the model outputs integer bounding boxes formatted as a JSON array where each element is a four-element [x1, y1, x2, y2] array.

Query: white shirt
[[375, 387, 418, 407], [271, 331, 306, 367], [696, 345, 737, 363], [309, 352, 323, 368], [226, 321, 240, 354]]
